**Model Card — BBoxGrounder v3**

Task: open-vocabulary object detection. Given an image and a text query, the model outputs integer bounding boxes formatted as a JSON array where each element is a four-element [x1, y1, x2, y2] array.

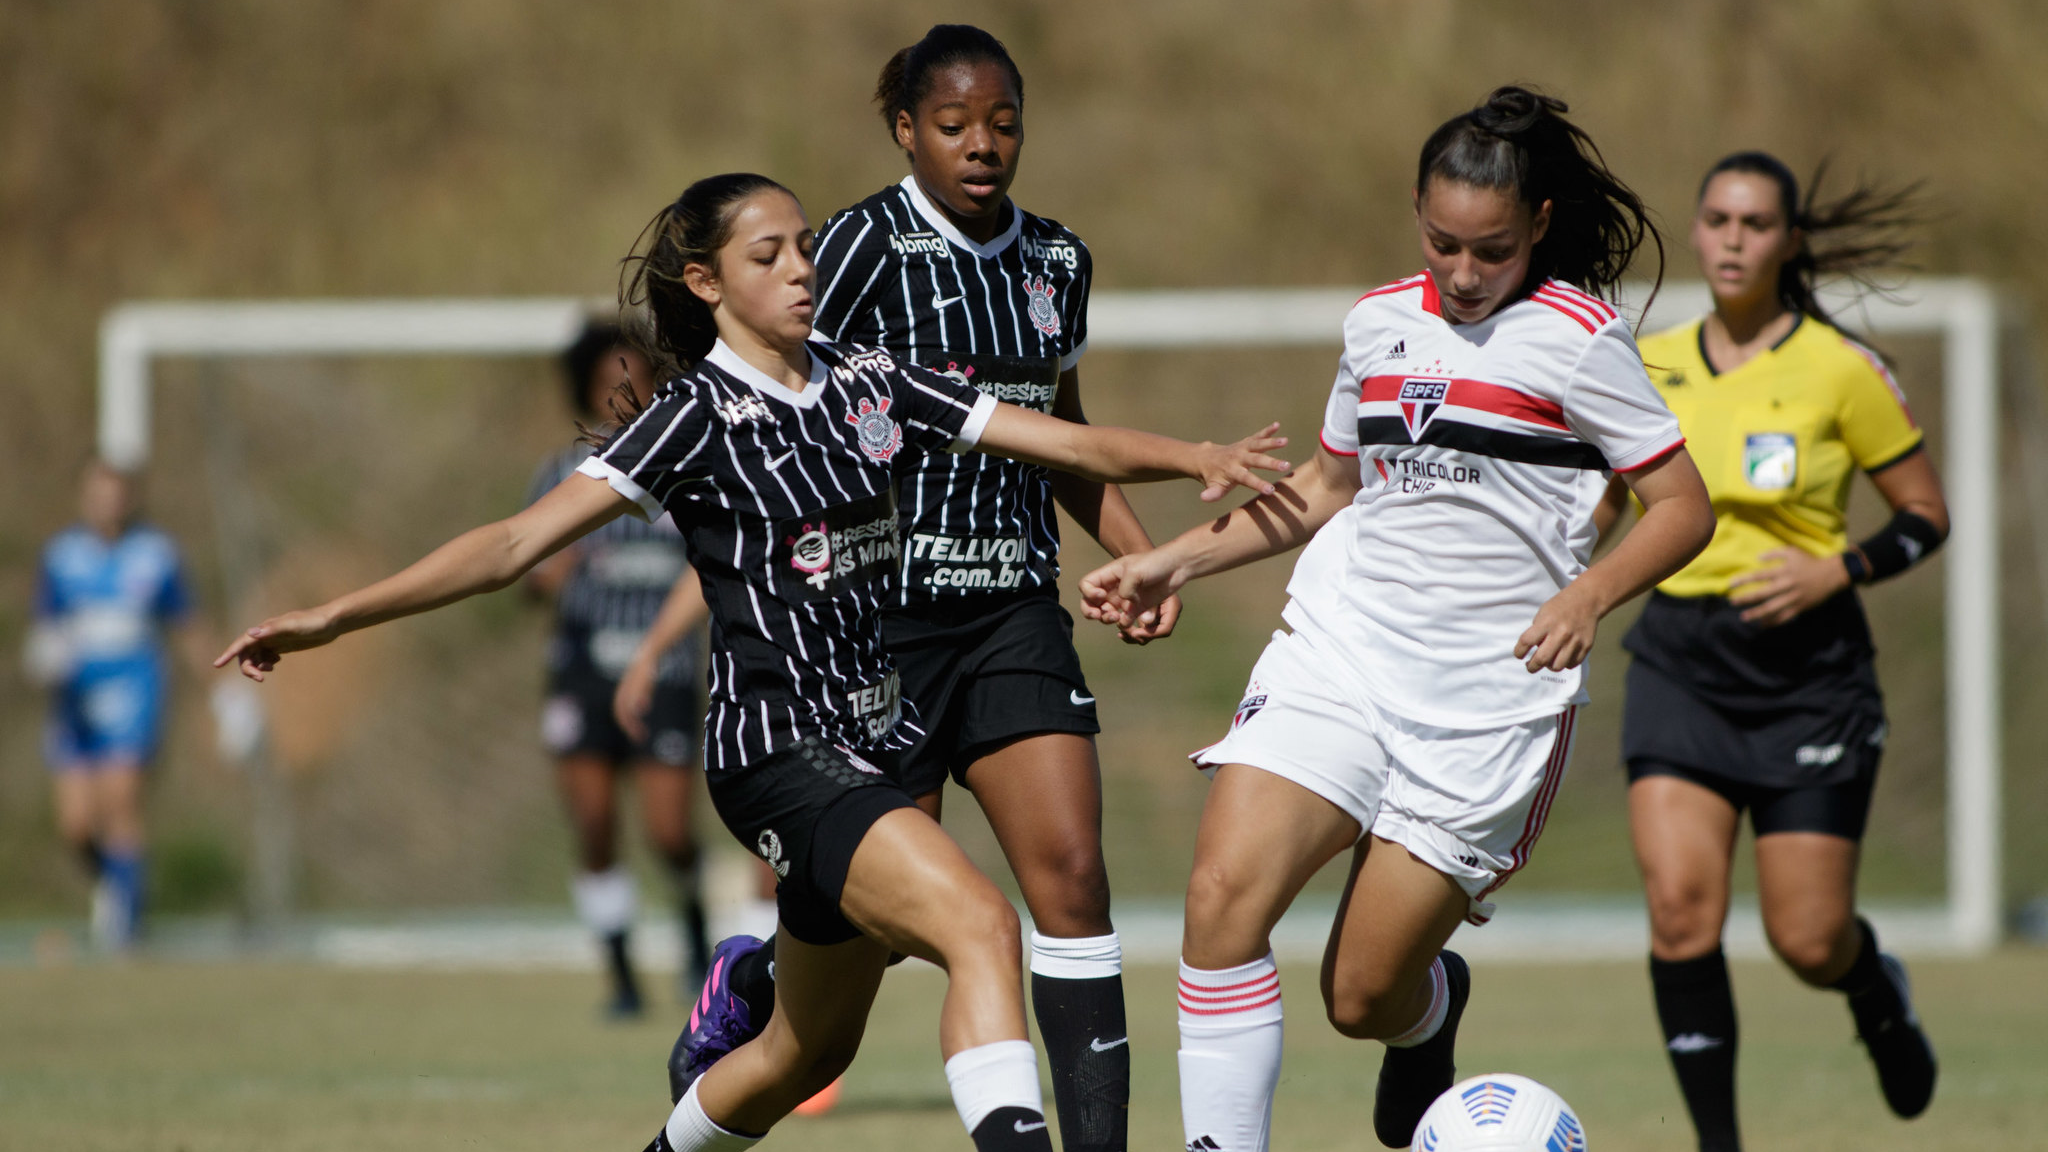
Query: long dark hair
[[1698, 151, 1919, 333], [875, 24, 1024, 142], [620, 172, 793, 376], [1417, 85, 1662, 305]]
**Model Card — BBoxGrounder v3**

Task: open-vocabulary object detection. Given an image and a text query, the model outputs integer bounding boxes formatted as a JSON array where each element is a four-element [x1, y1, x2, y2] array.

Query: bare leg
[[1755, 832, 1860, 985], [1318, 836, 1469, 1040], [1630, 774, 1745, 1152], [695, 806, 1030, 1132]]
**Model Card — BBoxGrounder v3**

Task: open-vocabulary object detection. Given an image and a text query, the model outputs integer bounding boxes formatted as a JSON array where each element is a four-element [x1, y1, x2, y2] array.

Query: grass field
[[4, 952, 2042, 1151]]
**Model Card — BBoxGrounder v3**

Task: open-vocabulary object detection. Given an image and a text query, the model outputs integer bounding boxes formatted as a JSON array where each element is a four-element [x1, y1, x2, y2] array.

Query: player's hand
[[1727, 547, 1851, 627], [1117, 592, 1183, 645], [1081, 549, 1184, 630], [1194, 424, 1292, 502], [213, 607, 343, 682], [1515, 586, 1600, 673], [612, 655, 657, 744]]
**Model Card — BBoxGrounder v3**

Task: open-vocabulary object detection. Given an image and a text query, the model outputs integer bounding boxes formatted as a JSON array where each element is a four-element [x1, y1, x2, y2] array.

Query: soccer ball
[[1411, 1073, 1585, 1151]]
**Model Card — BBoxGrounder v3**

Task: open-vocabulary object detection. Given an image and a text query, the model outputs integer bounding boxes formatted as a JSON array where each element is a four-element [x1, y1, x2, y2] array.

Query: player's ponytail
[[1418, 85, 1662, 305], [1698, 151, 1920, 334], [621, 172, 792, 375], [874, 24, 1024, 143]]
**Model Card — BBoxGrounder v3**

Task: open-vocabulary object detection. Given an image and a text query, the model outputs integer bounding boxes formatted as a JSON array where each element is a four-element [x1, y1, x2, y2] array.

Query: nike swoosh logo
[[931, 293, 966, 309], [766, 447, 798, 470], [1070, 690, 1096, 706], [1014, 1120, 1047, 1134], [1088, 1036, 1128, 1052]]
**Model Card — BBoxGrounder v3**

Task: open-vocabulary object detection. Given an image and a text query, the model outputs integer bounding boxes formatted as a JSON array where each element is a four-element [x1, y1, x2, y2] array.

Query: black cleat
[[1853, 953, 1936, 1119], [1374, 950, 1470, 1148]]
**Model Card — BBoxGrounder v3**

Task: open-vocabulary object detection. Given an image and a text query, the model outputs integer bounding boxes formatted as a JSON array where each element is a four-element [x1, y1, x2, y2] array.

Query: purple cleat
[[668, 935, 766, 1103]]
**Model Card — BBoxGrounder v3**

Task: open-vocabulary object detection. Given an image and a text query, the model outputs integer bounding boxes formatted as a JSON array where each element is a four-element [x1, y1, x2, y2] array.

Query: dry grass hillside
[[2, 0, 2044, 916]]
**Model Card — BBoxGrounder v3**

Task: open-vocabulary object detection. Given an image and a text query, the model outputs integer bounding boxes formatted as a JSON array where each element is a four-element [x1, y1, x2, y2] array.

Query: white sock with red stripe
[[1384, 955, 1449, 1048], [1177, 952, 1284, 1152]]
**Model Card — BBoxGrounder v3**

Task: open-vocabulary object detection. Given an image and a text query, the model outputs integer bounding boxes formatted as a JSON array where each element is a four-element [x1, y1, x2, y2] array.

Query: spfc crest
[[1398, 378, 1449, 440]]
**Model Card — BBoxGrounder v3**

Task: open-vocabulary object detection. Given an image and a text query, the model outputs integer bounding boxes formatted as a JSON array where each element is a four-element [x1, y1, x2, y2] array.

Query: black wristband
[[1842, 549, 1871, 584], [1852, 509, 1945, 584]]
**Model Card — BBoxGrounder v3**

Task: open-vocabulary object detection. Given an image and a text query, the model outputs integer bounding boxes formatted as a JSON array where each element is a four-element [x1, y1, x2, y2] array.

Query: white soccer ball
[[1411, 1073, 1585, 1152]]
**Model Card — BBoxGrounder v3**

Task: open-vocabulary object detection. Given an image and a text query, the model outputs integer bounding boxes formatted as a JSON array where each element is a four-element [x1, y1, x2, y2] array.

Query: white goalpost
[[97, 279, 2005, 960]]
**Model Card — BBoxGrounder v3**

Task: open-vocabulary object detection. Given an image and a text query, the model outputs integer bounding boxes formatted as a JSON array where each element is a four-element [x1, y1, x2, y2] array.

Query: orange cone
[[793, 1075, 842, 1116]]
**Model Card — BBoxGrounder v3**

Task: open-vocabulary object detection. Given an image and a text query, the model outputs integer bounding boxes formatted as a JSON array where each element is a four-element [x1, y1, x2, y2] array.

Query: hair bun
[[1478, 85, 1567, 133]]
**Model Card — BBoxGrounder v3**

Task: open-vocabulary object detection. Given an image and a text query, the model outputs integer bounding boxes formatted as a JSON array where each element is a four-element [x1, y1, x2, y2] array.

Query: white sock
[[663, 1078, 760, 1150], [1029, 929, 1121, 979], [570, 867, 637, 936], [1384, 955, 1449, 1048], [943, 1039, 1045, 1134], [1178, 953, 1284, 1152]]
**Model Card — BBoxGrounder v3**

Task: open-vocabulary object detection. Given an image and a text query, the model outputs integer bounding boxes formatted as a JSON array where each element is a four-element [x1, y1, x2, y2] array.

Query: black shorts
[[1621, 592, 1887, 841], [543, 628, 701, 767], [1627, 757, 1879, 840], [883, 589, 1101, 798], [706, 735, 919, 945]]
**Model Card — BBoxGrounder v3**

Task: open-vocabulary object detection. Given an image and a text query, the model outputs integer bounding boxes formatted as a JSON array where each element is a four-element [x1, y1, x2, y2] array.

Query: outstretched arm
[[613, 567, 709, 742], [1514, 449, 1715, 671], [975, 403, 1291, 504], [1044, 366, 1181, 643], [215, 474, 632, 680], [1081, 445, 1361, 629]]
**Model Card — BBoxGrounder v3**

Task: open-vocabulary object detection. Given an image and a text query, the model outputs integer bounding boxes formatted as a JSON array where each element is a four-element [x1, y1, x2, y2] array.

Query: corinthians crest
[[1025, 275, 1061, 337], [845, 395, 902, 462]]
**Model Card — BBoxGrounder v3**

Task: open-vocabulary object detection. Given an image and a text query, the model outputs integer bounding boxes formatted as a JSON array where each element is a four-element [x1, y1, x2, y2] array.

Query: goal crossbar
[[97, 279, 2003, 955]]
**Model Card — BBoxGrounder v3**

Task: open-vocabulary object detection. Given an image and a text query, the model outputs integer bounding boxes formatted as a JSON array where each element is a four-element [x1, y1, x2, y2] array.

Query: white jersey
[[1290, 272, 1683, 729]]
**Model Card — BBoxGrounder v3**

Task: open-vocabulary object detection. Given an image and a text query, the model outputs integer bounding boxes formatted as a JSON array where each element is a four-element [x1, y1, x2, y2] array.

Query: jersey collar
[[899, 175, 1022, 259], [703, 338, 829, 409]]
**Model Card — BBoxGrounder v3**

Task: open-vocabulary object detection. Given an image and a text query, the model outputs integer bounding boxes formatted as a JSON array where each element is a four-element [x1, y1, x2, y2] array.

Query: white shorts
[[1192, 628, 1578, 924]]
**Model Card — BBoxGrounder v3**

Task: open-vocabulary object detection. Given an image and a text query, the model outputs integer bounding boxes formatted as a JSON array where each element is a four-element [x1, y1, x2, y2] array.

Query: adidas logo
[[1187, 1137, 1223, 1151], [1385, 340, 1407, 360]]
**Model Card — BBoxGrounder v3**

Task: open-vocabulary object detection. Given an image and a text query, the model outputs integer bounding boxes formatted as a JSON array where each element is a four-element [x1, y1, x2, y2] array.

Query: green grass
[[3, 953, 2042, 1151]]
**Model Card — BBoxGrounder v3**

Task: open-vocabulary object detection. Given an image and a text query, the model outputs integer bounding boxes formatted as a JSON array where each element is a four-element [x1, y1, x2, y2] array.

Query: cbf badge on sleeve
[[1743, 432, 1798, 492]]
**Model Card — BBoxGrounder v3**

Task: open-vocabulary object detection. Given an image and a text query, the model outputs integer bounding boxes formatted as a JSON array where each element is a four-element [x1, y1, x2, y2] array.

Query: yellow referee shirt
[[1639, 315, 1923, 598]]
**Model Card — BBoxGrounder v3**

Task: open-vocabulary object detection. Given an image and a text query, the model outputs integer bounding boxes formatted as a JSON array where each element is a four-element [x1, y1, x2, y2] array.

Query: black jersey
[[580, 338, 997, 773], [528, 443, 696, 684], [811, 176, 1091, 607]]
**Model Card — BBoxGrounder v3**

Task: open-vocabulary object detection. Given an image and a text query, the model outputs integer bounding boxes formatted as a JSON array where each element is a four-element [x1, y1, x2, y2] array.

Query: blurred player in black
[[1600, 153, 1943, 1149], [643, 26, 1170, 1149], [526, 322, 711, 1016]]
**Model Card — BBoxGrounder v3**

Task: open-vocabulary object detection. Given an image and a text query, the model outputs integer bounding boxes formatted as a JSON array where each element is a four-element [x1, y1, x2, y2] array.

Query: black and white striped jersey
[[578, 337, 998, 773], [811, 176, 1090, 607], [527, 443, 696, 684]]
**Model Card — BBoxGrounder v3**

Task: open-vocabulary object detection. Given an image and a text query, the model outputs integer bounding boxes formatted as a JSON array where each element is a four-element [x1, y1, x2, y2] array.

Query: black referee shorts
[[882, 589, 1101, 798], [706, 735, 919, 945], [1622, 658, 1885, 841]]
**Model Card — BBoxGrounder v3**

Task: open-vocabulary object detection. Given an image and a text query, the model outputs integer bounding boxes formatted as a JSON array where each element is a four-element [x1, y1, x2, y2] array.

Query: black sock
[[1650, 949, 1741, 1152], [604, 930, 641, 1006], [730, 934, 777, 1024], [971, 1105, 1054, 1151], [1830, 918, 1902, 1028], [1030, 971, 1129, 1152]]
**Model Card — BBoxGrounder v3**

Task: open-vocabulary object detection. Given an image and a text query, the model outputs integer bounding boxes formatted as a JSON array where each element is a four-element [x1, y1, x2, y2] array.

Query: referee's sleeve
[[1836, 337, 1923, 472], [577, 392, 705, 520]]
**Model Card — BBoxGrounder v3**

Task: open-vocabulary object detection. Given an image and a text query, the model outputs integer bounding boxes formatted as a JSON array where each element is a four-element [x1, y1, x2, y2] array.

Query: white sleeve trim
[[575, 456, 661, 521], [951, 392, 1000, 453], [1058, 338, 1088, 374]]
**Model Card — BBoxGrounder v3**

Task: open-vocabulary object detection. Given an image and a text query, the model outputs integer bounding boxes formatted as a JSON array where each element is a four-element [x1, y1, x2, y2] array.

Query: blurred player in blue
[[26, 460, 203, 951]]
